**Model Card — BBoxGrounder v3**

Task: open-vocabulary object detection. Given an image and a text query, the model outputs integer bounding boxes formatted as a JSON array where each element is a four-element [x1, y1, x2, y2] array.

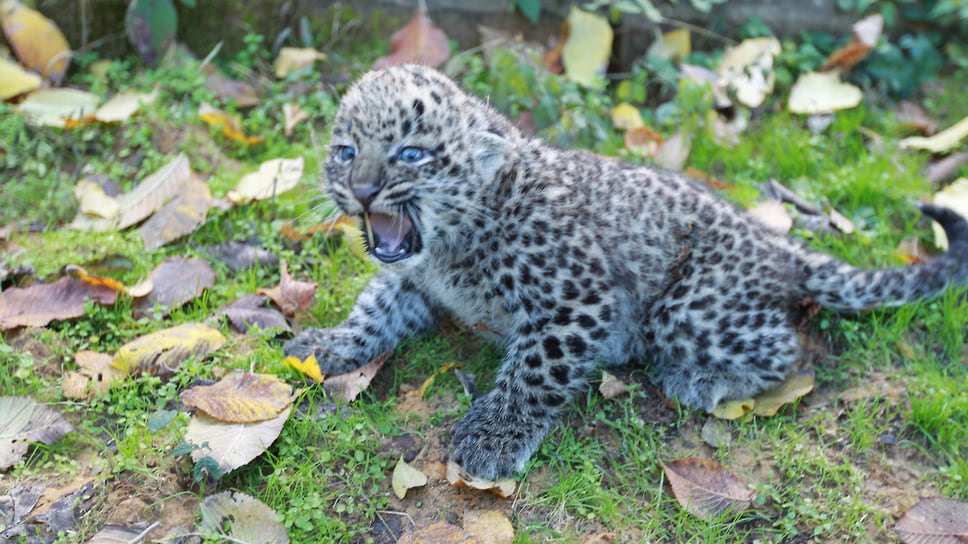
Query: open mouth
[[362, 212, 421, 263]]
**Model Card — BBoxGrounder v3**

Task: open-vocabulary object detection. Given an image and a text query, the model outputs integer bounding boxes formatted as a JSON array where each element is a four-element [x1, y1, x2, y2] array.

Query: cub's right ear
[[471, 129, 513, 183]]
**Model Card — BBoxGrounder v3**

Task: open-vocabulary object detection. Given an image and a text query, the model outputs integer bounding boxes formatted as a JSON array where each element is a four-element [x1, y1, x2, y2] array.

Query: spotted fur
[[284, 65, 968, 480]]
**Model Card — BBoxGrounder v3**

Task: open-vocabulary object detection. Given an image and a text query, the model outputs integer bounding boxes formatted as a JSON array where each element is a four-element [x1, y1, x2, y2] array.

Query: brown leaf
[[896, 101, 938, 135], [0, 276, 117, 330], [216, 293, 290, 334], [138, 175, 212, 251], [323, 351, 390, 402], [62, 350, 125, 399], [625, 126, 664, 156], [0, 396, 75, 470], [0, 0, 71, 83], [926, 151, 968, 186], [132, 256, 216, 318], [283, 103, 309, 137], [895, 497, 968, 544], [205, 72, 258, 107], [373, 8, 450, 69], [661, 457, 754, 520], [896, 236, 935, 265], [654, 131, 692, 171], [821, 14, 882, 73], [257, 261, 316, 318], [396, 520, 479, 544], [463, 510, 514, 544], [599, 371, 629, 399], [180, 371, 293, 423]]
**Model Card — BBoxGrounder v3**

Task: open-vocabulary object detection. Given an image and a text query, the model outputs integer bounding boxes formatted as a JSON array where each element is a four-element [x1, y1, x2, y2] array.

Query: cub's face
[[324, 65, 514, 270]]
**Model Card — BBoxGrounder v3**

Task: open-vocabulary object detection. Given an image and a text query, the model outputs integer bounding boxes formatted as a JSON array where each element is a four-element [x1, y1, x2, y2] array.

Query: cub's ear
[[471, 128, 513, 182]]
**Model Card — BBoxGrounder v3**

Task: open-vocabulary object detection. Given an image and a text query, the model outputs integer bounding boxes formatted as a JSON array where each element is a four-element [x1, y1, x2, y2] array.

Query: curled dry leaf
[[199, 491, 289, 544], [661, 457, 754, 520], [0, 56, 41, 99], [716, 37, 780, 108], [927, 151, 968, 185], [900, 114, 968, 154], [180, 371, 294, 423], [821, 14, 883, 73], [446, 460, 516, 498], [205, 72, 258, 107], [463, 510, 515, 544], [392, 456, 429, 499], [323, 351, 390, 402], [283, 103, 309, 137], [373, 7, 450, 69], [931, 177, 968, 250], [894, 497, 968, 544], [204, 240, 279, 272], [132, 255, 216, 318], [185, 406, 291, 475], [257, 261, 316, 318], [0, 275, 117, 330], [896, 236, 935, 266], [138, 174, 212, 251], [599, 371, 629, 399], [227, 157, 304, 204], [0, 0, 71, 83], [63, 350, 125, 399], [112, 322, 226, 377], [198, 102, 263, 145], [0, 396, 75, 470], [561, 7, 612, 87], [273, 47, 327, 78], [788, 70, 862, 114], [396, 520, 478, 544]]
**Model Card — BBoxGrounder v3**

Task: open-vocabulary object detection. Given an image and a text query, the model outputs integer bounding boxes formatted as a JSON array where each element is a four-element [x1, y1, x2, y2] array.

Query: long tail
[[799, 203, 968, 311]]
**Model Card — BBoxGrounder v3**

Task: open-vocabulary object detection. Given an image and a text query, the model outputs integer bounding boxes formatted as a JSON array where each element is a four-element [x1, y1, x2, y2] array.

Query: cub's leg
[[283, 270, 443, 375]]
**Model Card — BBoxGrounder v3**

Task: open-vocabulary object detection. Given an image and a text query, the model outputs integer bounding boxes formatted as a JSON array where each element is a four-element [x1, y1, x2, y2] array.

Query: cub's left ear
[[471, 129, 513, 182]]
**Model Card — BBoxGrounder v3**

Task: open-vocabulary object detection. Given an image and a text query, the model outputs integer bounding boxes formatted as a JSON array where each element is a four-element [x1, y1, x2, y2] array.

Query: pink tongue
[[368, 213, 412, 253]]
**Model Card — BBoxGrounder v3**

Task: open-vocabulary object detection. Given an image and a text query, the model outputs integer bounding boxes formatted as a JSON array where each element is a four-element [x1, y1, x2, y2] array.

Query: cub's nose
[[352, 185, 380, 208]]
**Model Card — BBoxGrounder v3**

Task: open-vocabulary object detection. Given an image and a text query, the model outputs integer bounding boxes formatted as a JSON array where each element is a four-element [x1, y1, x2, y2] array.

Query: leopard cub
[[285, 65, 968, 480]]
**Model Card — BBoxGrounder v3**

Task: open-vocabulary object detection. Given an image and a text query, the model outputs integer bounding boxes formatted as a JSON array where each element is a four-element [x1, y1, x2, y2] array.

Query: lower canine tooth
[[364, 213, 377, 251]]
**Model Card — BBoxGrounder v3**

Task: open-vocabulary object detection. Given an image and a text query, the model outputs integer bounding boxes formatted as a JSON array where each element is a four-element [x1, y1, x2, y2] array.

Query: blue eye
[[397, 147, 426, 164], [334, 146, 356, 162]]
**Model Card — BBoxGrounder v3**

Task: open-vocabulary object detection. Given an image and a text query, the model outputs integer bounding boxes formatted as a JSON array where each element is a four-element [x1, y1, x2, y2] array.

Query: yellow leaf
[[273, 47, 326, 78], [646, 28, 690, 62], [198, 102, 263, 144], [900, 114, 968, 154], [446, 460, 516, 498], [93, 85, 159, 123], [611, 102, 644, 131], [751, 367, 815, 416], [284, 354, 324, 382], [15, 88, 100, 127], [931, 177, 968, 250], [73, 179, 121, 220], [227, 157, 304, 203], [787, 70, 862, 114], [0, 0, 71, 83], [711, 398, 754, 420], [561, 7, 612, 87], [717, 37, 780, 108], [463, 510, 515, 544], [417, 361, 459, 398], [138, 174, 212, 251], [392, 456, 428, 499], [180, 371, 294, 423], [112, 322, 226, 376], [0, 56, 40, 99]]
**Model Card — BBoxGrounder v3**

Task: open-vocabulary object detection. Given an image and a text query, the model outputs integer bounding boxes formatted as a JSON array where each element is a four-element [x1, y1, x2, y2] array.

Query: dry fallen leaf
[[0, 55, 41, 99], [0, 0, 71, 83], [138, 174, 212, 251], [273, 47, 327, 78], [0, 275, 117, 330], [73, 179, 121, 220], [661, 457, 754, 520], [717, 37, 780, 108], [199, 491, 289, 544], [227, 157, 304, 204], [749, 367, 815, 416], [930, 177, 968, 250], [198, 102, 264, 145], [0, 396, 75, 470], [463, 510, 514, 544], [205, 72, 258, 107], [93, 85, 160, 123], [599, 371, 629, 399], [625, 126, 664, 156], [646, 28, 690, 62], [396, 520, 479, 544], [611, 102, 644, 131], [895, 101, 938, 136], [284, 354, 324, 382], [132, 255, 216, 318], [283, 103, 309, 137], [392, 456, 429, 499], [900, 114, 968, 154], [788, 70, 862, 114], [896, 236, 935, 265], [748, 199, 793, 234], [62, 350, 125, 400], [927, 151, 968, 185], [181, 372, 294, 423], [85, 524, 155, 544], [894, 497, 968, 544], [185, 406, 291, 475], [112, 322, 226, 377], [216, 293, 290, 334], [257, 261, 317, 318], [653, 131, 692, 171], [16, 88, 100, 127], [821, 14, 883, 73], [323, 351, 390, 402], [561, 7, 612, 87], [446, 460, 517, 498], [373, 7, 450, 69]]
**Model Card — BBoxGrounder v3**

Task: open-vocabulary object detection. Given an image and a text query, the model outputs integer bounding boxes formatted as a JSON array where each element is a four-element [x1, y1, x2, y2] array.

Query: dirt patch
[[101, 474, 199, 538]]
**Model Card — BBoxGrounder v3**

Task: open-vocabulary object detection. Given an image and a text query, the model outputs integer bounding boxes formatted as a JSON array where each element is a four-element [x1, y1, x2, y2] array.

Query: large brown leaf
[[257, 261, 316, 318], [0, 396, 75, 469], [132, 256, 216, 317], [0, 276, 117, 329], [373, 7, 449, 69], [661, 457, 754, 520], [138, 175, 212, 251], [895, 497, 968, 544]]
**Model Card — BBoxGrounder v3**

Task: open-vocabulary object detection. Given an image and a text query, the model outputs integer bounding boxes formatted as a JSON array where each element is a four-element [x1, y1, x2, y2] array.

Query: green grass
[[2, 24, 968, 544]]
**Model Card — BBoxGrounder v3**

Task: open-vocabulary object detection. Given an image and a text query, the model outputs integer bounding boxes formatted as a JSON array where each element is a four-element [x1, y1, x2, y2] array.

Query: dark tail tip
[[916, 202, 968, 249]]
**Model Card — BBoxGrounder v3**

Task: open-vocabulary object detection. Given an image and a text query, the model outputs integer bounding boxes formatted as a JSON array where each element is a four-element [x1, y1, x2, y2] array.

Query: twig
[[126, 521, 161, 544]]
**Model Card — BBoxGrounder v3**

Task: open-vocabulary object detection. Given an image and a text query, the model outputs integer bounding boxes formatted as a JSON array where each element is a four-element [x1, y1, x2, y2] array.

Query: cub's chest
[[412, 258, 515, 336]]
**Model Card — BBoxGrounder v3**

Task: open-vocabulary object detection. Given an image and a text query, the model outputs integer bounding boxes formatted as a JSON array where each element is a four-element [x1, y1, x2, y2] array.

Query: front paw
[[283, 328, 362, 376], [450, 394, 551, 480]]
